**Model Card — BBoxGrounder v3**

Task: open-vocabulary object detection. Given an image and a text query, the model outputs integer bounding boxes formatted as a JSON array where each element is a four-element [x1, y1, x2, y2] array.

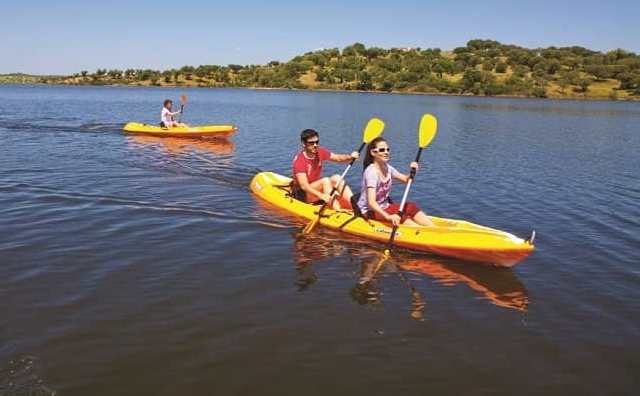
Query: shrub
[[495, 62, 508, 73]]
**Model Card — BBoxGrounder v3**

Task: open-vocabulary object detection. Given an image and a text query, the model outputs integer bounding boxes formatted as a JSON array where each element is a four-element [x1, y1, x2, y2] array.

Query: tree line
[[56, 39, 640, 99]]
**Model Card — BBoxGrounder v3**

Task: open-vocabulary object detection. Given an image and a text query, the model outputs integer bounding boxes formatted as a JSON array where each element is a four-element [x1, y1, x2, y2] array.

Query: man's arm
[[329, 151, 359, 163]]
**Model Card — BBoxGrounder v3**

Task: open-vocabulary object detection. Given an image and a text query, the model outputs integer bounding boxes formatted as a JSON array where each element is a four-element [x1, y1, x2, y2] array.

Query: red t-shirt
[[292, 147, 332, 185]]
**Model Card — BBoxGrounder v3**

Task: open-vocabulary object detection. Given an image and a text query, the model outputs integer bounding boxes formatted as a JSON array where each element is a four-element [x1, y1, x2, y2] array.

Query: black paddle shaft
[[352, 142, 367, 165], [327, 141, 366, 198], [409, 147, 424, 179], [178, 104, 185, 123]]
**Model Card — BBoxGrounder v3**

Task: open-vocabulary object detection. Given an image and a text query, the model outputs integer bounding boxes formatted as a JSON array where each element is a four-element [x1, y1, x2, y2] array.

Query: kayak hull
[[123, 122, 236, 138], [251, 172, 534, 267]]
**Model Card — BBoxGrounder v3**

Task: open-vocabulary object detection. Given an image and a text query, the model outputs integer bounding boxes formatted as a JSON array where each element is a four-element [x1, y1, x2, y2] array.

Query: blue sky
[[2, 0, 639, 75]]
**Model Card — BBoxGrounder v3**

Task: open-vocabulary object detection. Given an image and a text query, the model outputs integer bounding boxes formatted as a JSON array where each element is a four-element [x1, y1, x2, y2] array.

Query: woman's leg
[[384, 202, 434, 227], [404, 202, 434, 226], [412, 211, 434, 226], [402, 217, 419, 226]]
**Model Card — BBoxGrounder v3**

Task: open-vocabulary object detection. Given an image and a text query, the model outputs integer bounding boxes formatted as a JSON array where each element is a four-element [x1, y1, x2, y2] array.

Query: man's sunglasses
[[374, 147, 390, 153], [305, 140, 320, 146]]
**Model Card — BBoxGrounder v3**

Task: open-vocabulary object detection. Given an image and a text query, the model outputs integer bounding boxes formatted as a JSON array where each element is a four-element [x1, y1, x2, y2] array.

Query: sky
[[2, 0, 639, 75]]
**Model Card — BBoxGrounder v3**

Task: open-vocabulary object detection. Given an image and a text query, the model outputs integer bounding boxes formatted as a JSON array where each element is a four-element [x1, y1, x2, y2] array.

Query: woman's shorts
[[366, 202, 421, 222]]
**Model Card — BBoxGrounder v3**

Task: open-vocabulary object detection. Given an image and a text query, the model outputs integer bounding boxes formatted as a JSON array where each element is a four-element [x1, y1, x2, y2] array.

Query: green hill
[[42, 40, 640, 100]]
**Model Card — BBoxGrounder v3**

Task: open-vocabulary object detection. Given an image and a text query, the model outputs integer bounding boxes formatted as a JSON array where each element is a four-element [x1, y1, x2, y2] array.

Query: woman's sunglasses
[[374, 147, 390, 153]]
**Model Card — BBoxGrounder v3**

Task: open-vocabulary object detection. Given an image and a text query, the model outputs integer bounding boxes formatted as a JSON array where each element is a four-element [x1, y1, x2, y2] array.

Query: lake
[[1, 85, 638, 395]]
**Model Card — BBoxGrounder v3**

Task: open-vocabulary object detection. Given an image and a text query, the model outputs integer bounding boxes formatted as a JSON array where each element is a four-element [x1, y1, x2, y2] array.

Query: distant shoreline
[[245, 85, 640, 102], [3, 81, 638, 103]]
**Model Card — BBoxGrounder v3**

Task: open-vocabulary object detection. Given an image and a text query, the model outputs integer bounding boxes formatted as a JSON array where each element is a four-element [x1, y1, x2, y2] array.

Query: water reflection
[[127, 135, 235, 156], [352, 255, 428, 320], [399, 258, 529, 312], [291, 228, 529, 319]]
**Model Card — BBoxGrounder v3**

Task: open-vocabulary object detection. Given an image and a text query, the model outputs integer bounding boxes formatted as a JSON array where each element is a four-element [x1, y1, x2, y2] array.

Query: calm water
[[1, 85, 639, 395]]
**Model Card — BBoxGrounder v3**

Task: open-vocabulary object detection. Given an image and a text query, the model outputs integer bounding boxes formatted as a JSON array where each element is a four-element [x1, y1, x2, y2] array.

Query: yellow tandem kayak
[[122, 122, 237, 138], [251, 172, 535, 267]]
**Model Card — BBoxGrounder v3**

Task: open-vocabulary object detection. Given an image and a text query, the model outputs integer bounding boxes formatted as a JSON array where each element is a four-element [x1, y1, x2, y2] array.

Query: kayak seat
[[348, 193, 392, 218], [276, 182, 324, 206], [340, 193, 394, 229], [339, 193, 364, 230], [350, 193, 363, 217]]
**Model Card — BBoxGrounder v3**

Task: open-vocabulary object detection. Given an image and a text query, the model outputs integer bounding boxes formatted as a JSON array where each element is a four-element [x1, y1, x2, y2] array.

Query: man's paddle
[[302, 118, 385, 235], [178, 94, 187, 123], [375, 114, 437, 271]]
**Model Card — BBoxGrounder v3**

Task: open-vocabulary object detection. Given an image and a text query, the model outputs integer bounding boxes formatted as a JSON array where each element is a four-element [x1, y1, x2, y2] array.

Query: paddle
[[302, 117, 385, 235], [178, 94, 187, 123], [373, 114, 437, 273], [355, 250, 426, 320]]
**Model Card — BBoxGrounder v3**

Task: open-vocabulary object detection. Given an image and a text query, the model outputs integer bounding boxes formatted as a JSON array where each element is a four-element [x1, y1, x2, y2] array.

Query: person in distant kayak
[[160, 99, 187, 128], [292, 129, 359, 209], [357, 137, 434, 226]]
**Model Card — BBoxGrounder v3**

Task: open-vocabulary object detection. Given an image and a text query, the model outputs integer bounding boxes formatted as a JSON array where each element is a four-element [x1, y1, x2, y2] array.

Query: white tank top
[[161, 107, 175, 125]]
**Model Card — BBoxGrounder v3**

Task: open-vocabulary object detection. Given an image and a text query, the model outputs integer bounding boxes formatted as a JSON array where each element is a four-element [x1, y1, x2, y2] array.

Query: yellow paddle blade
[[363, 118, 385, 143], [180, 94, 188, 105], [418, 114, 438, 148], [373, 251, 390, 274], [303, 216, 319, 235]]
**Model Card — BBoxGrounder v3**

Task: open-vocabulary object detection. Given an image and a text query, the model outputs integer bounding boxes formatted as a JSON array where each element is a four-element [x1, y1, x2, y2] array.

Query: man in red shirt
[[292, 129, 359, 209]]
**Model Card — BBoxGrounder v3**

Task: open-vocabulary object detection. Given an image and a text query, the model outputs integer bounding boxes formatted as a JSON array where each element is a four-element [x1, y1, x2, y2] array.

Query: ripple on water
[[0, 355, 56, 396]]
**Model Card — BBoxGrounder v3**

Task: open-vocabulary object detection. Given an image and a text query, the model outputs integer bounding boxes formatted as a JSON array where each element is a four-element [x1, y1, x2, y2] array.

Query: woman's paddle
[[178, 94, 187, 123], [373, 114, 438, 272], [302, 118, 385, 235]]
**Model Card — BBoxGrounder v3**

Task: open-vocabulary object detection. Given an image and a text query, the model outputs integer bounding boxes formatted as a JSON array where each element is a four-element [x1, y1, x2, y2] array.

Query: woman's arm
[[393, 162, 419, 183], [367, 187, 400, 225]]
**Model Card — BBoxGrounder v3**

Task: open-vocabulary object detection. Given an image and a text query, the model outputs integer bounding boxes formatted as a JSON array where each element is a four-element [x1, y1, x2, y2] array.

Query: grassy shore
[[43, 72, 637, 102], [4, 72, 636, 102]]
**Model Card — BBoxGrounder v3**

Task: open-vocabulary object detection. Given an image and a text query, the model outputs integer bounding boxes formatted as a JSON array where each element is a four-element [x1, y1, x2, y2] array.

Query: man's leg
[[329, 174, 353, 209], [305, 177, 331, 203]]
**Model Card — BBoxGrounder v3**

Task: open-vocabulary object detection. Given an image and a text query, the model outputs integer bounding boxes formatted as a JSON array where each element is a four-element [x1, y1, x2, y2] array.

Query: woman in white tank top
[[160, 99, 187, 128]]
